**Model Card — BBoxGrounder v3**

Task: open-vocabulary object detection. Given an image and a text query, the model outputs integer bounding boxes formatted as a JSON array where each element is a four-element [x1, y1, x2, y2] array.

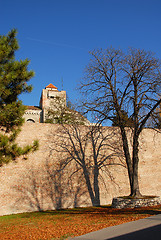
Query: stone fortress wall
[[24, 83, 67, 123], [0, 123, 161, 216], [23, 107, 42, 123]]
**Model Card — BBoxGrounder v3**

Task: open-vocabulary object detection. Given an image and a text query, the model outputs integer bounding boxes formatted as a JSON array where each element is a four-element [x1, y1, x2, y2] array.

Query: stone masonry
[[0, 123, 161, 215], [24, 83, 66, 123], [112, 197, 161, 209]]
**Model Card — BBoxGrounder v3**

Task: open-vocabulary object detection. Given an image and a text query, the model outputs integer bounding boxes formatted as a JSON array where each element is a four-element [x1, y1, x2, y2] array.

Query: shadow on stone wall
[[11, 157, 90, 212]]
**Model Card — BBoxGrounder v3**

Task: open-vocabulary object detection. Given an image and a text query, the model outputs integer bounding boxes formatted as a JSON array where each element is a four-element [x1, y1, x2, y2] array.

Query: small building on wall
[[23, 106, 42, 123], [24, 83, 66, 123]]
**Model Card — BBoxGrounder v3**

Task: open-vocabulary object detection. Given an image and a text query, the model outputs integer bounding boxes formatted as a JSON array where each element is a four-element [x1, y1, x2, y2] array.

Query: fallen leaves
[[0, 205, 160, 239]]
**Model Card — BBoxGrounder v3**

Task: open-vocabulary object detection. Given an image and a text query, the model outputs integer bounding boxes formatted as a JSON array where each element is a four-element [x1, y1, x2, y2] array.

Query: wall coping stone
[[112, 196, 161, 209]]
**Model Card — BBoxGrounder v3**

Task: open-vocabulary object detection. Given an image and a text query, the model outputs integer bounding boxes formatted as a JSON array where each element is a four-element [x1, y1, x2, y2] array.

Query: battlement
[[24, 83, 66, 123]]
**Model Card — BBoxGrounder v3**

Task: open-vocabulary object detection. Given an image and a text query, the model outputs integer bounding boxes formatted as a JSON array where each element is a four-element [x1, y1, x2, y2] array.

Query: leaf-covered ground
[[0, 205, 161, 240]]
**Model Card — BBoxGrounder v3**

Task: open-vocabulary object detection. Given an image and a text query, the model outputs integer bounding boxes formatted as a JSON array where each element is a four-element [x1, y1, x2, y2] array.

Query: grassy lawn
[[0, 205, 161, 240]]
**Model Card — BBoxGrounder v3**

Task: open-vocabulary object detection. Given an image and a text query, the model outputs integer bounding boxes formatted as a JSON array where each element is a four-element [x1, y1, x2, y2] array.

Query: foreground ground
[[0, 205, 161, 240]]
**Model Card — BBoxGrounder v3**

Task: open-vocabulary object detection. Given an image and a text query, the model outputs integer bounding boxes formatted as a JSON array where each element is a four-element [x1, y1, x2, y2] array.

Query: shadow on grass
[[14, 204, 161, 219]]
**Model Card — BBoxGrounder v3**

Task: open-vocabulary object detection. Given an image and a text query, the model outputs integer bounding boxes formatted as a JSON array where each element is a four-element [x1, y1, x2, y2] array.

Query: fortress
[[0, 85, 161, 216], [23, 83, 66, 123], [23, 83, 90, 125], [0, 123, 161, 216]]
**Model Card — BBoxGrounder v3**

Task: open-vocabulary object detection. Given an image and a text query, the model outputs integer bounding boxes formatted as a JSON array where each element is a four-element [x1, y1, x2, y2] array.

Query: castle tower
[[39, 83, 66, 122]]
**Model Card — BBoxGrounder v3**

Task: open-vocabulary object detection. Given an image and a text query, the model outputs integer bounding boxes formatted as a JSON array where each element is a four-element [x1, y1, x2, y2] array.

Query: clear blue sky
[[1, 0, 161, 107]]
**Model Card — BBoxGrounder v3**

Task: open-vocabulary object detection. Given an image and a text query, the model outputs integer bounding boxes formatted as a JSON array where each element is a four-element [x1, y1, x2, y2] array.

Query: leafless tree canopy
[[81, 48, 161, 125], [80, 47, 161, 198]]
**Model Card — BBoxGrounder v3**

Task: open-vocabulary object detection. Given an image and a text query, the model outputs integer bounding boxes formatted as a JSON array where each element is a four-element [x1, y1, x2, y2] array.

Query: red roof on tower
[[45, 83, 58, 89]]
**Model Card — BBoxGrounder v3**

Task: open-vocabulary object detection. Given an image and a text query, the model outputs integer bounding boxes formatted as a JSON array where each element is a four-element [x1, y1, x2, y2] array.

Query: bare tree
[[45, 96, 87, 125], [80, 47, 161, 198], [52, 124, 124, 206]]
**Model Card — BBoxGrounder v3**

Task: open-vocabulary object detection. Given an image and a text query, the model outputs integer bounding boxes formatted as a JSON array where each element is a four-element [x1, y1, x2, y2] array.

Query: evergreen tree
[[0, 29, 38, 166]]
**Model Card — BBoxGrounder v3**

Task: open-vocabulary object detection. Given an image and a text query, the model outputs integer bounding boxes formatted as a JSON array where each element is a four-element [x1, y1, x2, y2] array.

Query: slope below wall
[[0, 123, 161, 216]]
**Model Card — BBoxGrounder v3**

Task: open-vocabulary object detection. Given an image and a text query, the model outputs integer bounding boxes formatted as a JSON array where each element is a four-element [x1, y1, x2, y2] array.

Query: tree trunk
[[83, 167, 96, 206], [120, 127, 142, 198], [130, 161, 141, 197], [93, 166, 100, 206], [120, 127, 133, 187], [130, 135, 142, 198]]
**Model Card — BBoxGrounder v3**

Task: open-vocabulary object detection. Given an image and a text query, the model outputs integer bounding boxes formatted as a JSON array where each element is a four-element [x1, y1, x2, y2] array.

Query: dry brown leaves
[[0, 205, 160, 240]]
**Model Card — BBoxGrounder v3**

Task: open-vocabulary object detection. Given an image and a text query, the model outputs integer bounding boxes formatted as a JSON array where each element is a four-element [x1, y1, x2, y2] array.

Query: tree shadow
[[49, 124, 125, 207], [11, 157, 89, 213]]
